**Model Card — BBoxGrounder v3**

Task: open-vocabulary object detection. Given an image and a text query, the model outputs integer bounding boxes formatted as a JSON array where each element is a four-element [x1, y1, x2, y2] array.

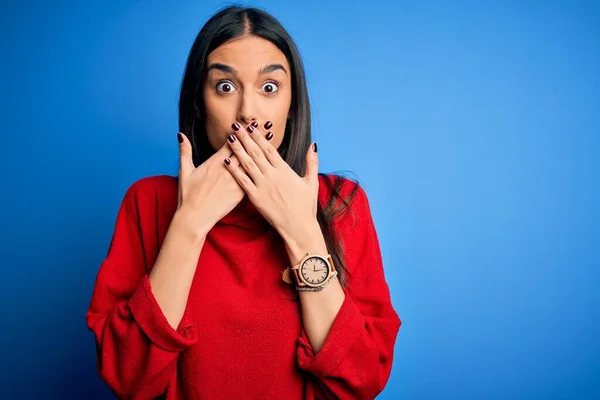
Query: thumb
[[178, 132, 194, 175], [304, 142, 319, 183]]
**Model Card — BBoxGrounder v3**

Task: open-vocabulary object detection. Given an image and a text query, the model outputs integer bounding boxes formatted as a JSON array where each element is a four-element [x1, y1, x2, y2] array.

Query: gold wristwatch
[[282, 253, 337, 291]]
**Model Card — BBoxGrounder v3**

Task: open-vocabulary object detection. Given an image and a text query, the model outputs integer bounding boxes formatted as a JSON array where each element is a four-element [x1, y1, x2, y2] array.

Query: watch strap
[[296, 270, 338, 291]]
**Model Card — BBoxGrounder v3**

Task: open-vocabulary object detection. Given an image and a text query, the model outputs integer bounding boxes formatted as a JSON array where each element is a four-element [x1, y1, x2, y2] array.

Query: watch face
[[300, 256, 329, 285]]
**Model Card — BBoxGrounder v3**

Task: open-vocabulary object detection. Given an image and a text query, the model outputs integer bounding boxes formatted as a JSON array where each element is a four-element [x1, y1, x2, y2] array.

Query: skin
[[150, 35, 345, 354], [203, 35, 291, 151], [213, 35, 345, 353]]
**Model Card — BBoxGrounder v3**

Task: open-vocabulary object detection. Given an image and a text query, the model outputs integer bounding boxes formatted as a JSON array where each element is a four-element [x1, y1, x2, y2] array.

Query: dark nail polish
[[228, 134, 236, 143], [264, 121, 273, 130], [224, 158, 231, 165], [251, 121, 259, 128], [247, 125, 255, 133], [177, 133, 183, 143], [313, 142, 318, 152], [266, 132, 273, 141], [232, 123, 240, 131]]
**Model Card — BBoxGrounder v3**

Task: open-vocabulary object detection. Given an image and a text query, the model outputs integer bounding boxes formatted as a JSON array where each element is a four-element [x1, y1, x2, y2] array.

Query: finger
[[226, 132, 265, 183], [234, 122, 272, 173], [304, 142, 319, 184], [248, 120, 285, 168], [215, 137, 237, 157], [224, 155, 257, 197], [227, 154, 241, 168], [253, 120, 273, 138], [212, 133, 244, 168], [213, 134, 242, 169], [178, 132, 194, 175]]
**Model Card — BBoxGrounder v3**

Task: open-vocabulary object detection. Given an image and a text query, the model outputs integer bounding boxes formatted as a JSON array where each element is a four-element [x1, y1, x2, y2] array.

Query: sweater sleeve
[[297, 184, 401, 400], [85, 181, 198, 399]]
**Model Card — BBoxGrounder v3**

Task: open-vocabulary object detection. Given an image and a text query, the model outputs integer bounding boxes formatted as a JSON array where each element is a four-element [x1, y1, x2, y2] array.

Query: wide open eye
[[260, 80, 280, 94], [216, 80, 237, 94]]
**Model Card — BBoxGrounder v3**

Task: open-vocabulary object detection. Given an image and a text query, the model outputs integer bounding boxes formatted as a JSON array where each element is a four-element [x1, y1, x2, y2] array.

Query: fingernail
[[264, 121, 273, 130], [177, 133, 183, 143], [224, 158, 231, 165], [313, 142, 318, 152], [247, 125, 255, 133], [232, 123, 241, 131], [251, 121, 259, 128], [228, 134, 236, 143], [266, 132, 273, 141]]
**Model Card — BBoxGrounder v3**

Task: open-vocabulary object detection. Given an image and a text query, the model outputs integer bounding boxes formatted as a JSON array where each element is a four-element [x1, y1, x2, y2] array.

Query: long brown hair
[[178, 6, 360, 288]]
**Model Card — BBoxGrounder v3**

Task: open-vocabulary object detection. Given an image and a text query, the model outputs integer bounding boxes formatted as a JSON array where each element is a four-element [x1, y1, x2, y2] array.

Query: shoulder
[[318, 173, 359, 198], [120, 175, 178, 216], [317, 173, 372, 224], [125, 175, 177, 198]]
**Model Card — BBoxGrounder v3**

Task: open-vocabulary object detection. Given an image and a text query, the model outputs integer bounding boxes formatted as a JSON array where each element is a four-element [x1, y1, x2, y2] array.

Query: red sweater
[[86, 174, 401, 400]]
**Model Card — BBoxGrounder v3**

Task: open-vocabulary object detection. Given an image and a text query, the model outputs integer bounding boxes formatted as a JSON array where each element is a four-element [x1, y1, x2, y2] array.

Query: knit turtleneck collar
[[217, 195, 271, 233]]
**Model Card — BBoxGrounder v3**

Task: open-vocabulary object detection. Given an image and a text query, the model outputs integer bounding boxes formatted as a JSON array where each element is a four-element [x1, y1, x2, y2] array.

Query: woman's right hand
[[176, 132, 245, 235]]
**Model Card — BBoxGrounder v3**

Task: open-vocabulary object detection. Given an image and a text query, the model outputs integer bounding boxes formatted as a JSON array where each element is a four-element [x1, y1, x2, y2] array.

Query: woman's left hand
[[224, 122, 323, 257]]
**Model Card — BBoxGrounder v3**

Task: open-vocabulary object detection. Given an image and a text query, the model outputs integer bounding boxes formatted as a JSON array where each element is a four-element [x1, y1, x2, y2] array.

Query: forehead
[[207, 35, 289, 73]]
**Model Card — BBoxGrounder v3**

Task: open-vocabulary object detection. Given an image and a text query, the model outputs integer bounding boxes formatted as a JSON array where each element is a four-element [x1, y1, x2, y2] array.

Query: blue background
[[1, 1, 598, 399]]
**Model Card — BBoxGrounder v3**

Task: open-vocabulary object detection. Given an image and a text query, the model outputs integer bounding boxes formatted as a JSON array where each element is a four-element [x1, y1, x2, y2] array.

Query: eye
[[260, 80, 280, 94], [216, 80, 237, 94]]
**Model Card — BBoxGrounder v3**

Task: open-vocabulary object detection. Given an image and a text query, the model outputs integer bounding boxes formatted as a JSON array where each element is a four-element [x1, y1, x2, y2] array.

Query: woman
[[86, 6, 401, 400]]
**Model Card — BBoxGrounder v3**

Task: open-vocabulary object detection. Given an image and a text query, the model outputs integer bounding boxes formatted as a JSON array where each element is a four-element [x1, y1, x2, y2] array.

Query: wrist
[[283, 219, 328, 265], [171, 207, 210, 246]]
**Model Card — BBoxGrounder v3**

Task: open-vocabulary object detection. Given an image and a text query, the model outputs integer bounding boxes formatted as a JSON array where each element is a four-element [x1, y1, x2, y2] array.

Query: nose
[[236, 91, 258, 125]]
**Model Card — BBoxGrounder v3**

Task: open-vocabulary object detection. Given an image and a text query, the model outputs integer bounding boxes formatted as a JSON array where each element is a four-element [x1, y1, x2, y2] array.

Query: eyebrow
[[207, 63, 287, 76], [259, 64, 287, 75]]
